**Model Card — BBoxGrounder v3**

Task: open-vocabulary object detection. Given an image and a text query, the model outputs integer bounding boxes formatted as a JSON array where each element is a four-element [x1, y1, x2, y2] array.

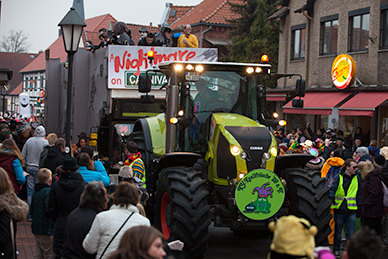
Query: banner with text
[[108, 45, 218, 89]]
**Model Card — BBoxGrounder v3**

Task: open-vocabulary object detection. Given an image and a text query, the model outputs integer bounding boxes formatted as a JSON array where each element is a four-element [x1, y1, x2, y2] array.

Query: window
[[320, 14, 338, 55], [349, 8, 370, 52], [291, 24, 306, 60], [381, 4, 388, 48]]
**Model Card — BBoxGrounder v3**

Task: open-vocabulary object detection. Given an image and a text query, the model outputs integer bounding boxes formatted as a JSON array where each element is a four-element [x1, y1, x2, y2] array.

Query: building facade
[[268, 0, 388, 146]]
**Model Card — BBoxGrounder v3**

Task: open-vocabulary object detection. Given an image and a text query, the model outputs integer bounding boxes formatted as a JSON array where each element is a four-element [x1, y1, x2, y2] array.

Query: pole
[[65, 52, 74, 155]]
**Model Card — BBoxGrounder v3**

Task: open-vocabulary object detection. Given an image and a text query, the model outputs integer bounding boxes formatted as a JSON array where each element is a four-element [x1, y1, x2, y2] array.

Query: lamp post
[[58, 7, 86, 154]]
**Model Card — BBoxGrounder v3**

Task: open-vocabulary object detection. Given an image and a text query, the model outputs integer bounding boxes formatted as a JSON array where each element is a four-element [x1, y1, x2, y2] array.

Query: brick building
[[267, 0, 388, 146]]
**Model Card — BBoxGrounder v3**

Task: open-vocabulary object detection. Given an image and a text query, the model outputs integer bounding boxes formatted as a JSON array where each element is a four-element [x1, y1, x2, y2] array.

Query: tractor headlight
[[174, 64, 183, 71], [230, 145, 241, 156], [263, 152, 270, 160], [246, 67, 254, 74], [195, 65, 204, 73], [269, 146, 277, 156]]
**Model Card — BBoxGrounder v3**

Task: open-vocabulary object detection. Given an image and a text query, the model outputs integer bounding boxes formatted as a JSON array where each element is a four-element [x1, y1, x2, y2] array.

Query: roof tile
[[169, 0, 242, 29], [0, 52, 38, 93]]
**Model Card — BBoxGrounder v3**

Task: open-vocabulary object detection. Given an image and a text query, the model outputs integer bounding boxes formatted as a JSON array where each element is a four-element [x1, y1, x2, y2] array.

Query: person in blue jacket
[[76, 153, 110, 188]]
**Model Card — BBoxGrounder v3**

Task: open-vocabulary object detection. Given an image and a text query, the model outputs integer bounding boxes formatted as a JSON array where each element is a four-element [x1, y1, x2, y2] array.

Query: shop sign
[[331, 54, 356, 90], [108, 45, 218, 89], [235, 169, 285, 220]]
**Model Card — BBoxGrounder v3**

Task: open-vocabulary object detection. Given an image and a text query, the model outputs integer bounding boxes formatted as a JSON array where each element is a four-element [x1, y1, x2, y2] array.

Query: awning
[[338, 92, 388, 117], [283, 92, 352, 115], [266, 92, 287, 102]]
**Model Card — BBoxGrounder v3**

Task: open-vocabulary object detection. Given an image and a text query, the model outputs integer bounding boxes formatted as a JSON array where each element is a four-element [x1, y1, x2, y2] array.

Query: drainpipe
[[201, 25, 212, 48]]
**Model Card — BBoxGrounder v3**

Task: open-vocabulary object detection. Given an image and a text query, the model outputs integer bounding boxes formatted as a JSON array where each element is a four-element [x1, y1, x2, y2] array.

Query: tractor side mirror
[[292, 98, 304, 108], [139, 74, 151, 93], [295, 79, 306, 97]]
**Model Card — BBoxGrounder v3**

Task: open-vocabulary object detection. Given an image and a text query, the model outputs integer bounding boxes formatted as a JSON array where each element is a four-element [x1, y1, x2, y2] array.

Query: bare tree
[[0, 30, 31, 53]]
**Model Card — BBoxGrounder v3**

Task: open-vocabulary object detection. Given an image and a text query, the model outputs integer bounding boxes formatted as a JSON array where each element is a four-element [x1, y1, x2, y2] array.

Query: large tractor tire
[[155, 166, 210, 258], [284, 168, 332, 245]]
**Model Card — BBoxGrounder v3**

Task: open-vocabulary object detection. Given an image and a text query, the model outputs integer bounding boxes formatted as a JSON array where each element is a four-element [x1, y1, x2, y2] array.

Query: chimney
[[150, 22, 152, 27]]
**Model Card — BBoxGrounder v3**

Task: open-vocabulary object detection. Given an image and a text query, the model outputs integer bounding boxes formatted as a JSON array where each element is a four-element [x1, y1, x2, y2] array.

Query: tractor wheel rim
[[161, 192, 171, 239]]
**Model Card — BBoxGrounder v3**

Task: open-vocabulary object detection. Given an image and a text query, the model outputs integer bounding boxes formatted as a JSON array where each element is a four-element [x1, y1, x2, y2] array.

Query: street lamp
[[58, 7, 86, 154]]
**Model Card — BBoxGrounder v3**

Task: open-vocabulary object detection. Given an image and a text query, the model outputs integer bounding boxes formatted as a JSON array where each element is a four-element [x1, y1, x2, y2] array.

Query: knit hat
[[268, 215, 317, 259], [62, 157, 78, 171], [279, 143, 288, 153], [34, 125, 46, 137], [356, 147, 369, 157], [375, 155, 386, 166], [139, 27, 148, 33]]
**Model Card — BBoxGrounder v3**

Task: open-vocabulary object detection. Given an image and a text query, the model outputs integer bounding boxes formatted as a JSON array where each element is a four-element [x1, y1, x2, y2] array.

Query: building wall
[[278, 0, 385, 88]]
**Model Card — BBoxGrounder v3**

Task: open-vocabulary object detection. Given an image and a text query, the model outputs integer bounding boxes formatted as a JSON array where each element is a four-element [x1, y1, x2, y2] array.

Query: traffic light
[[295, 79, 306, 97]]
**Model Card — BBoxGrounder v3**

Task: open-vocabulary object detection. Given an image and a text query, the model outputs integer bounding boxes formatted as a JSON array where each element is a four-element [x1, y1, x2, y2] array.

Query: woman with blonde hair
[[0, 167, 29, 257], [0, 138, 27, 194], [108, 226, 166, 259], [358, 160, 384, 236]]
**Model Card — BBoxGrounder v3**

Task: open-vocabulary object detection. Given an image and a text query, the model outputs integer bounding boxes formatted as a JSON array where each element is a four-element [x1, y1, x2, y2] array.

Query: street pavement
[[15, 220, 388, 259], [16, 221, 35, 259]]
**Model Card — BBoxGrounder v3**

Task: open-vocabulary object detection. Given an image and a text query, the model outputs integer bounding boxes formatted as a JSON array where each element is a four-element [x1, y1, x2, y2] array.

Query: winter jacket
[[358, 154, 373, 164], [137, 37, 158, 46], [367, 146, 380, 156], [83, 204, 150, 259], [64, 207, 99, 259], [321, 157, 344, 178], [0, 193, 28, 258], [77, 166, 110, 188], [39, 145, 51, 168], [0, 150, 25, 194], [44, 146, 65, 174], [177, 34, 198, 48], [30, 183, 54, 235], [361, 167, 384, 218], [155, 23, 172, 47], [48, 172, 87, 257], [21, 129, 48, 171], [329, 170, 362, 214]]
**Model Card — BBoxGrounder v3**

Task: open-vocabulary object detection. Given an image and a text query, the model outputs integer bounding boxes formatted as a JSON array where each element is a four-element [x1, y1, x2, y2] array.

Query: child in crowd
[[30, 168, 55, 259]]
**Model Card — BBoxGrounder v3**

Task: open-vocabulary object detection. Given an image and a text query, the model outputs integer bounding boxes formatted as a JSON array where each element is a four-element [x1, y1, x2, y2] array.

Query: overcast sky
[[0, 0, 202, 53]]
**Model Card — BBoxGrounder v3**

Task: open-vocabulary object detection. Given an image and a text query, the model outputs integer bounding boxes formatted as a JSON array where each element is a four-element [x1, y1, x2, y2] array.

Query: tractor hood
[[206, 113, 277, 186]]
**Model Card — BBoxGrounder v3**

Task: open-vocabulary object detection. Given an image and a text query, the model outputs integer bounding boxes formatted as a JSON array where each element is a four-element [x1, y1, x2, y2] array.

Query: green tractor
[[130, 60, 331, 258]]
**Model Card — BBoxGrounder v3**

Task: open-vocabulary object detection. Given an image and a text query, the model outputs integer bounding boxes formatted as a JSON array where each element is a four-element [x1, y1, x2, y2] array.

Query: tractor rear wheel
[[155, 166, 210, 258], [284, 168, 332, 245]]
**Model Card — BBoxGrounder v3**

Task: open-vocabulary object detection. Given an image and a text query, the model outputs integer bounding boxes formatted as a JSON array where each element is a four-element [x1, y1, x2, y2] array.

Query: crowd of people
[[85, 22, 198, 53], [276, 124, 388, 257], [0, 117, 183, 259], [1, 114, 387, 258]]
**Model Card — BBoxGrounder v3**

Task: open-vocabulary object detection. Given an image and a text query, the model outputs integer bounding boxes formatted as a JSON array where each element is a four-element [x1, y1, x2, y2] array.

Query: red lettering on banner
[[110, 48, 198, 74]]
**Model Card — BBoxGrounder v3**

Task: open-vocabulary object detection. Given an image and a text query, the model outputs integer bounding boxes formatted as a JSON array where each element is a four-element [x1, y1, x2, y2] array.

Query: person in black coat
[[359, 160, 384, 236], [63, 181, 109, 259], [44, 138, 66, 176], [137, 33, 158, 46], [48, 158, 87, 258]]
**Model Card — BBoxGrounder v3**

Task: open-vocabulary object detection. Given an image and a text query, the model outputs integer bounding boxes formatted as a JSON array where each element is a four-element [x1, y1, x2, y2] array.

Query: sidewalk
[[16, 220, 35, 259]]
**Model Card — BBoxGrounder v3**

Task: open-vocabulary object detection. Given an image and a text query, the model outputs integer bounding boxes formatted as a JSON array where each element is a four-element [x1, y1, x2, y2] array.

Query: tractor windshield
[[178, 71, 261, 154]]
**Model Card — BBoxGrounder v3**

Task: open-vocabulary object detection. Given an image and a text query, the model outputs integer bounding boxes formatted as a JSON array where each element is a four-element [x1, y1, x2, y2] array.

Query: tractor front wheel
[[155, 166, 210, 258]]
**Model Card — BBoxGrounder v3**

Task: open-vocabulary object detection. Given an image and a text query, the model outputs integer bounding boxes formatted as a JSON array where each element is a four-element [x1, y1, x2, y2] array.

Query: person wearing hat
[[137, 27, 148, 45], [21, 125, 49, 219], [267, 215, 323, 259], [353, 146, 373, 163], [48, 157, 88, 258], [124, 141, 145, 186]]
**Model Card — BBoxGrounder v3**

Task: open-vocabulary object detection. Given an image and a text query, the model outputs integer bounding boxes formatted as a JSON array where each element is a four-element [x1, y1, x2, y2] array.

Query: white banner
[[108, 45, 218, 89], [18, 92, 31, 118]]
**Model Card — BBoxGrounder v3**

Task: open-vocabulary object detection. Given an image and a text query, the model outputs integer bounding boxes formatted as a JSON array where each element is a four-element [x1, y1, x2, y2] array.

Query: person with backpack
[[321, 148, 344, 188], [329, 158, 362, 257]]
